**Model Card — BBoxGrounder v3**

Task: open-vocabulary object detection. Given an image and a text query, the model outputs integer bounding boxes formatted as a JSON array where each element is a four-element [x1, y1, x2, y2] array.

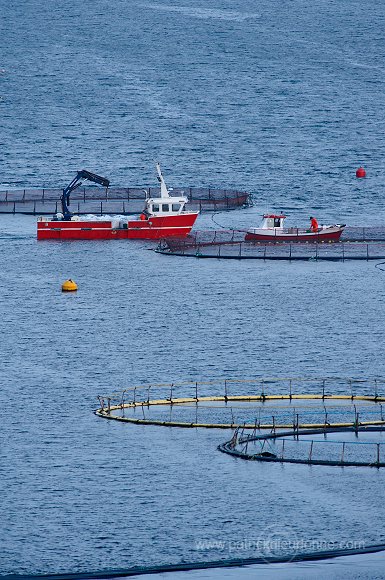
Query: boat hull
[[245, 227, 344, 243], [37, 213, 199, 240]]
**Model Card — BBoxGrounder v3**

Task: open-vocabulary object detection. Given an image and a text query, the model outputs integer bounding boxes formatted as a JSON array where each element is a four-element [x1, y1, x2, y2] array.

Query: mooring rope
[[375, 260, 385, 271], [210, 212, 247, 232]]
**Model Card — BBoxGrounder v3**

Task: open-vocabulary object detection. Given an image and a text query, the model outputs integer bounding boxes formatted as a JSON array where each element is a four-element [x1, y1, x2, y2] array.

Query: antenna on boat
[[156, 162, 170, 198]]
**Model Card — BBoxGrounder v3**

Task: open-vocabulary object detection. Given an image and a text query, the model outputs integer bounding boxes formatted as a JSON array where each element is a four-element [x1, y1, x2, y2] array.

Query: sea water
[[1, 0, 385, 576]]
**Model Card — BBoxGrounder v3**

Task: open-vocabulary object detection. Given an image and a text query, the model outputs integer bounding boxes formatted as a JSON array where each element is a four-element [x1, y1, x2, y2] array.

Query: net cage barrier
[[218, 425, 385, 468], [0, 187, 252, 215], [157, 234, 385, 261], [160, 227, 385, 248], [95, 377, 385, 429], [0, 186, 251, 203]]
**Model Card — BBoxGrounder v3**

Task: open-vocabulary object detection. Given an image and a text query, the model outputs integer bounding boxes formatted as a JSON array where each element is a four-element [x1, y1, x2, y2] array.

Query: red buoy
[[356, 167, 366, 178]]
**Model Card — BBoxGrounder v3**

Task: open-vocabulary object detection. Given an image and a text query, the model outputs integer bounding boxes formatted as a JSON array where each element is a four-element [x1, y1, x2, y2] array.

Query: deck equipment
[[37, 164, 199, 240]]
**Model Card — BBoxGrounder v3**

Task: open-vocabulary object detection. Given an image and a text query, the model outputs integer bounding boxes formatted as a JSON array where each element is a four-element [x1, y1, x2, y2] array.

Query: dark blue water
[[2, 0, 385, 576], [2, 215, 385, 576], [2, 0, 385, 223]]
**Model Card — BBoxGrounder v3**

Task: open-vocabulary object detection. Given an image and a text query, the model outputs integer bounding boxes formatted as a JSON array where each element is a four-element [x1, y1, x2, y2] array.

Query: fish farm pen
[[95, 377, 385, 430], [218, 426, 385, 468], [156, 227, 385, 261], [0, 186, 251, 215], [95, 377, 385, 470]]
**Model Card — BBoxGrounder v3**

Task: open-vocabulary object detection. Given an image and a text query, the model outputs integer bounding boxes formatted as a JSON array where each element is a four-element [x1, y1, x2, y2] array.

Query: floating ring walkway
[[95, 378, 385, 430], [157, 237, 385, 261], [155, 227, 385, 261], [4, 542, 385, 579], [218, 425, 385, 468], [0, 187, 251, 215]]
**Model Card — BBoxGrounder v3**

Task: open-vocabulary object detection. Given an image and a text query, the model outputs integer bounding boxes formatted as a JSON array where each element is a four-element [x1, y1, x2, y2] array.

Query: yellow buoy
[[62, 279, 78, 292]]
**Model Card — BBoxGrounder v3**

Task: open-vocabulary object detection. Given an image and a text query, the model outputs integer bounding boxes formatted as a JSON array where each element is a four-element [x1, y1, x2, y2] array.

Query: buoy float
[[62, 279, 78, 292], [356, 167, 366, 178]]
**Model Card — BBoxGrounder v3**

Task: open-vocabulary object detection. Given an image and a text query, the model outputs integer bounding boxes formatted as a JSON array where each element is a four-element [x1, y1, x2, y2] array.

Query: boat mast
[[156, 162, 170, 198]]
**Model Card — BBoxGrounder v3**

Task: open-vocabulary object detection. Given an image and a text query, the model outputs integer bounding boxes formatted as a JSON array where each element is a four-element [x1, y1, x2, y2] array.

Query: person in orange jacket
[[310, 216, 319, 232]]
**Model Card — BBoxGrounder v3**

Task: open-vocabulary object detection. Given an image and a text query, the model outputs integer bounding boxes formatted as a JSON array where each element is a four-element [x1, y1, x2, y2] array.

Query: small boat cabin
[[145, 195, 189, 217], [143, 162, 190, 218], [261, 214, 286, 229]]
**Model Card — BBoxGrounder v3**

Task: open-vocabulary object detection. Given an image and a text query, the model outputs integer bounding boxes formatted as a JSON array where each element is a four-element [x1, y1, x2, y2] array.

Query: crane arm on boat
[[61, 170, 110, 220]]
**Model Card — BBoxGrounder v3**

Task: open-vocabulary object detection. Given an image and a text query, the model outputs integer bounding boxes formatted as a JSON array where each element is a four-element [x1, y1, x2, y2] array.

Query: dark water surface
[[2, 0, 385, 223], [1, 215, 385, 576], [1, 0, 385, 576]]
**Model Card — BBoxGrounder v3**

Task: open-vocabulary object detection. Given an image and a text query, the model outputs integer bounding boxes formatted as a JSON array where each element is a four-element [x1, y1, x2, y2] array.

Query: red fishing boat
[[37, 164, 199, 240], [245, 214, 345, 242]]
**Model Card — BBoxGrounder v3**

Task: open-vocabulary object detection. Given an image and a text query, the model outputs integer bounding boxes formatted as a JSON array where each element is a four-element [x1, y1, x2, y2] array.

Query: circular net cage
[[96, 377, 385, 430], [157, 233, 385, 262], [219, 426, 385, 468]]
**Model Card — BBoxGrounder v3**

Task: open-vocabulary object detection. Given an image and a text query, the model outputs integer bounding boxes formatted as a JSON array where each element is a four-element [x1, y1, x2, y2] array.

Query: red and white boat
[[245, 214, 345, 242], [37, 163, 199, 240]]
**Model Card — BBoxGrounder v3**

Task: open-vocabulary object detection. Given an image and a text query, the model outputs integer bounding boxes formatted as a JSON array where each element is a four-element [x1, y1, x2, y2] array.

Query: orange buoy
[[356, 167, 366, 178], [62, 279, 78, 292]]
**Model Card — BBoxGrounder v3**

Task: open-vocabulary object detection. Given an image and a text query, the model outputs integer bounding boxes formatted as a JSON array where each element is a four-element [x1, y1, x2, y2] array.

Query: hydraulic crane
[[60, 170, 110, 220]]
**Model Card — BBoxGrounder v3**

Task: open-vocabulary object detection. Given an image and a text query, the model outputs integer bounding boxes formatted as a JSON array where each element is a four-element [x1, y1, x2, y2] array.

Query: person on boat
[[310, 216, 319, 232]]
